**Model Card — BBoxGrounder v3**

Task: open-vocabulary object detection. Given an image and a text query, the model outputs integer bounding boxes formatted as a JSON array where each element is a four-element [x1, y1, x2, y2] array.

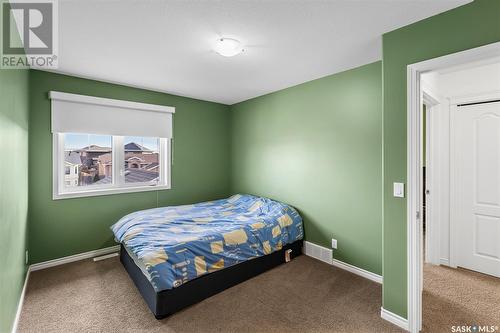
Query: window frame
[[53, 133, 171, 200]]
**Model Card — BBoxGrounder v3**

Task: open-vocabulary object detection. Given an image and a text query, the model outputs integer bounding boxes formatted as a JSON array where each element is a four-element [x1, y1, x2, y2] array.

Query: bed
[[111, 194, 304, 318]]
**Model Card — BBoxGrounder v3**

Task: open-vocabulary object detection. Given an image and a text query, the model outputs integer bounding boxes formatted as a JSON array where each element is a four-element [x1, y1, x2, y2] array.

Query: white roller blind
[[50, 91, 174, 138]]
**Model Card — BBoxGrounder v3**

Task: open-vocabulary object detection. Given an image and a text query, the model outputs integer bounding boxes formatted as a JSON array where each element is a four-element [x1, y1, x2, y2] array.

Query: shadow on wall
[[0, 69, 30, 333]]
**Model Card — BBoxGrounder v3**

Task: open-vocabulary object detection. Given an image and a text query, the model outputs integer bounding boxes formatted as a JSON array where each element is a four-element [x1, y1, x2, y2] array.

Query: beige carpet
[[18, 255, 499, 333], [18, 255, 402, 333], [422, 263, 500, 332]]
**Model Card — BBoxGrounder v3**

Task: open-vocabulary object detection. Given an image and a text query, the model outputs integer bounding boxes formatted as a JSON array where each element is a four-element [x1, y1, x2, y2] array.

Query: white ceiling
[[55, 0, 471, 105], [422, 59, 500, 98]]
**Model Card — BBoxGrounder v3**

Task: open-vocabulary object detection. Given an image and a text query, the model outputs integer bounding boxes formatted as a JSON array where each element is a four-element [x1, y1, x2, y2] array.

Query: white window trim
[[52, 133, 171, 200]]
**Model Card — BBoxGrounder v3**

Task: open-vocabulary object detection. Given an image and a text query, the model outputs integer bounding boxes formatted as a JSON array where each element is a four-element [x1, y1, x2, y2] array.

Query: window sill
[[53, 184, 171, 200]]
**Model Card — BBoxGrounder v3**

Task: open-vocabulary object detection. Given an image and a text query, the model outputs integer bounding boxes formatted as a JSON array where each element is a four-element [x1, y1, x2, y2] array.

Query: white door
[[453, 100, 500, 277]]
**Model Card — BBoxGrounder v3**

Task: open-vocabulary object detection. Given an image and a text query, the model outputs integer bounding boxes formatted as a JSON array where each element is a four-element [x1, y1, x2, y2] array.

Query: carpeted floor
[[422, 263, 500, 332], [18, 255, 402, 333], [17, 255, 500, 332]]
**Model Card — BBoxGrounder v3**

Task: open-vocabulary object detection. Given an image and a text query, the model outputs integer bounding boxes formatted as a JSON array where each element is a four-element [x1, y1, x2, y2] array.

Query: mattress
[[111, 194, 303, 292], [123, 243, 151, 281]]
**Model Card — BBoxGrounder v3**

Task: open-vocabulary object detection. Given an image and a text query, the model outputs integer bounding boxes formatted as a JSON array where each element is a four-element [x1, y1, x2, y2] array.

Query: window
[[124, 136, 160, 185], [51, 91, 174, 199], [63, 133, 112, 188], [54, 133, 170, 198]]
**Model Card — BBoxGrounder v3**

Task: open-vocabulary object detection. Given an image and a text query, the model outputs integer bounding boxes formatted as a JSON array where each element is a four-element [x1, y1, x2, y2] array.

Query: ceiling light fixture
[[213, 38, 244, 57]]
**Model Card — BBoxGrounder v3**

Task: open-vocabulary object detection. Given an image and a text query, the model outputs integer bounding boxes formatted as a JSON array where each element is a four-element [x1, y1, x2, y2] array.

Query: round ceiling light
[[213, 38, 244, 57]]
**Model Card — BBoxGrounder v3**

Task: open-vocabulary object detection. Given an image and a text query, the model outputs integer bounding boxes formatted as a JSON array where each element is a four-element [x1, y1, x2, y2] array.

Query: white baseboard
[[380, 307, 409, 331], [331, 258, 383, 284], [440, 258, 450, 266], [11, 268, 30, 333], [30, 245, 120, 272], [302, 241, 382, 284]]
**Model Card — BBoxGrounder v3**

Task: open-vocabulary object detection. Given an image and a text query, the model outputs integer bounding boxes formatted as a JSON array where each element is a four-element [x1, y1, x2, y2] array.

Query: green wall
[[382, 0, 500, 318], [230, 62, 383, 275], [28, 70, 231, 264], [6, 1, 498, 327], [0, 69, 30, 332]]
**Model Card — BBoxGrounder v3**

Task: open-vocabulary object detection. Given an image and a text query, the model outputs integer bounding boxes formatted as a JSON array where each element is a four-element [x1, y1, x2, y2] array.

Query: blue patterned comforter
[[111, 194, 303, 291]]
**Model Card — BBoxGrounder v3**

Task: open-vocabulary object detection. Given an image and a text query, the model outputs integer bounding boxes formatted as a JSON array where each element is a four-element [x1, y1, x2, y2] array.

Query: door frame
[[421, 83, 441, 266], [406, 41, 500, 333]]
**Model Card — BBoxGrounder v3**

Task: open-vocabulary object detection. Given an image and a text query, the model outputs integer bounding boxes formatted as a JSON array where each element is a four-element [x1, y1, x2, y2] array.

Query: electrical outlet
[[25, 250, 29, 265], [331, 238, 338, 249]]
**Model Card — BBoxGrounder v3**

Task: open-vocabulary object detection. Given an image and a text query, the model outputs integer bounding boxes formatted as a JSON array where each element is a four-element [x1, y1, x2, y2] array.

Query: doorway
[[407, 41, 500, 333]]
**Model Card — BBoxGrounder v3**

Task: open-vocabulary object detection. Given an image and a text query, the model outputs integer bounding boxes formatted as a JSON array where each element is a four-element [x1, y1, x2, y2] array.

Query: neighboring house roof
[[125, 152, 158, 164], [145, 162, 159, 171], [65, 151, 82, 165], [77, 145, 112, 152], [96, 152, 159, 165], [127, 156, 144, 162], [125, 142, 152, 152], [75, 143, 149, 153], [95, 169, 159, 184], [125, 169, 159, 183]]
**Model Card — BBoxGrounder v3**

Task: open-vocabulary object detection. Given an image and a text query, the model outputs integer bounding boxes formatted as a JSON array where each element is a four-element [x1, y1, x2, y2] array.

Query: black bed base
[[120, 240, 303, 319]]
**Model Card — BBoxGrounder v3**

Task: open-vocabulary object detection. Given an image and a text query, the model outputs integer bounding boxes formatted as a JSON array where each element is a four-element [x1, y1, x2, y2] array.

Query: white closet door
[[453, 100, 500, 277]]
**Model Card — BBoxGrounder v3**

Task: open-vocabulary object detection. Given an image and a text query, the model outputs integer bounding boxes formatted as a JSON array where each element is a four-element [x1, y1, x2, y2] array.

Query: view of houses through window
[[63, 134, 160, 188], [124, 136, 160, 184]]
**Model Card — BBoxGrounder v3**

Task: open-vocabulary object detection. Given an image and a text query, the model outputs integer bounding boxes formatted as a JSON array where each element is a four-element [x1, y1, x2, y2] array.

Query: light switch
[[393, 182, 405, 198]]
